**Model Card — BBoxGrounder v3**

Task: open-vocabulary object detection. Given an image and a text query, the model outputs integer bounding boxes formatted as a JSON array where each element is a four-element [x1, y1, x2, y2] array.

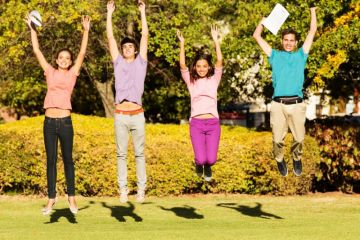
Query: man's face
[[281, 34, 297, 52], [122, 43, 136, 59]]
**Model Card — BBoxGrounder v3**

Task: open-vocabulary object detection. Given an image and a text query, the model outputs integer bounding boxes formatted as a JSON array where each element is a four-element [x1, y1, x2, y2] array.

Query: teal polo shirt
[[268, 47, 308, 98]]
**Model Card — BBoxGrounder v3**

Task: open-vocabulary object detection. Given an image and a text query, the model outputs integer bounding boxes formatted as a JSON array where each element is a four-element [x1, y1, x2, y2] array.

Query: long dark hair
[[190, 53, 214, 83], [55, 48, 74, 70]]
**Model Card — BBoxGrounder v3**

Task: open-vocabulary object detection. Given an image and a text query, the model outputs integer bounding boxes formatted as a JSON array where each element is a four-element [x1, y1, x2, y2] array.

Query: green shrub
[[0, 114, 320, 196], [307, 118, 360, 192]]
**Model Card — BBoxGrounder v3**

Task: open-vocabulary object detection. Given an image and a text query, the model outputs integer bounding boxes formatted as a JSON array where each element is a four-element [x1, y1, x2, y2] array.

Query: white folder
[[263, 3, 289, 35]]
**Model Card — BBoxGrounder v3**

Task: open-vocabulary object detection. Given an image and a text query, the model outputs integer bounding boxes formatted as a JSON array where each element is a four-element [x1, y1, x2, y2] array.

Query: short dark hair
[[55, 48, 73, 69], [120, 37, 139, 53], [190, 53, 214, 83], [281, 28, 298, 41]]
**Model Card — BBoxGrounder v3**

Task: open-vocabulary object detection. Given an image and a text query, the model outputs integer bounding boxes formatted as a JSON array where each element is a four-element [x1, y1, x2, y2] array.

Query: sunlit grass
[[0, 193, 359, 240]]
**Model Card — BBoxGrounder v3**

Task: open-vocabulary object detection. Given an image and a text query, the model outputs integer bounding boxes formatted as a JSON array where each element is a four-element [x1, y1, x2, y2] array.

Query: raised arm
[[252, 18, 272, 57], [72, 16, 90, 75], [25, 14, 49, 71], [106, 0, 120, 61], [138, 1, 148, 60], [302, 7, 317, 54], [176, 30, 186, 70], [211, 25, 223, 68]]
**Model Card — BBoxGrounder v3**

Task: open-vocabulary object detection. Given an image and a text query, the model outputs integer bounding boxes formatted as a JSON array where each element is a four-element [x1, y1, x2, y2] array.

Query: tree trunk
[[353, 87, 359, 113], [94, 80, 115, 118], [0, 107, 18, 122], [83, 65, 115, 118], [338, 96, 346, 113]]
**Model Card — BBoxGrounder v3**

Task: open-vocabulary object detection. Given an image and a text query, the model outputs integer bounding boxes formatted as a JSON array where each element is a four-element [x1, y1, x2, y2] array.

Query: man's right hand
[[107, 1, 115, 15]]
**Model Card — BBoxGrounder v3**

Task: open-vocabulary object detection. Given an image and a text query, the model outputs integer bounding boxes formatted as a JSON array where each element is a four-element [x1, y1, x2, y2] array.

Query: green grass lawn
[[0, 193, 359, 240]]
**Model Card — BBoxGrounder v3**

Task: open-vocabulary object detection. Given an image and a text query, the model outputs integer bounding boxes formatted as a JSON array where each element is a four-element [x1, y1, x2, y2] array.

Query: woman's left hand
[[82, 15, 91, 31], [211, 25, 220, 42]]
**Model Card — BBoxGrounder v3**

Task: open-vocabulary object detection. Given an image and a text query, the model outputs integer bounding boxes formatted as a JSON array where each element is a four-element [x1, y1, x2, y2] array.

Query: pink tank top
[[43, 65, 78, 110]]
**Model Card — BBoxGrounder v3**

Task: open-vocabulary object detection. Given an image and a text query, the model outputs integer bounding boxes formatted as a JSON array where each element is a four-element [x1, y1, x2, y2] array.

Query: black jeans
[[43, 116, 75, 198]]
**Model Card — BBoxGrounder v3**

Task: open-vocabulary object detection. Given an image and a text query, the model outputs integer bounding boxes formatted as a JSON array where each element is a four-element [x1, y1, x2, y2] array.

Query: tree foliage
[[309, 1, 360, 101], [0, 0, 359, 120]]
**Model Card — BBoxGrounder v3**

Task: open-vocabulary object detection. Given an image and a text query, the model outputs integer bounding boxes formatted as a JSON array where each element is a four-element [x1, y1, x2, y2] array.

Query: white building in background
[[305, 94, 359, 120]]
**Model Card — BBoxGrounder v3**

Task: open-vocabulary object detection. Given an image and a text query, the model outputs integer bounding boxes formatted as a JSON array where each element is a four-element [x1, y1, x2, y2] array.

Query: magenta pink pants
[[189, 118, 221, 166]]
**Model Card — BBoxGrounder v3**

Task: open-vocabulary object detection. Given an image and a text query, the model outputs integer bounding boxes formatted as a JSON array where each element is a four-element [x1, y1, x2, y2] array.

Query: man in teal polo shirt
[[253, 7, 317, 176]]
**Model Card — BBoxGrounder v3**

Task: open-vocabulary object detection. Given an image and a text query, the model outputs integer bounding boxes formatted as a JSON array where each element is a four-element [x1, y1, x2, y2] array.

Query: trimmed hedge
[[0, 114, 320, 196]]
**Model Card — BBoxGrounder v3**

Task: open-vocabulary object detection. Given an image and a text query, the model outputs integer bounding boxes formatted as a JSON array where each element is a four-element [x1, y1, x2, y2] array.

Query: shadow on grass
[[44, 205, 89, 224], [158, 205, 204, 219], [101, 202, 142, 222], [217, 202, 283, 219]]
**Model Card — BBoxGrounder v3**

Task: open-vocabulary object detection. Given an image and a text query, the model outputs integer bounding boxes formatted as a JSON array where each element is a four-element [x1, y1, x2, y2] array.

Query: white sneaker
[[204, 165, 212, 182], [136, 190, 145, 203], [120, 188, 129, 203]]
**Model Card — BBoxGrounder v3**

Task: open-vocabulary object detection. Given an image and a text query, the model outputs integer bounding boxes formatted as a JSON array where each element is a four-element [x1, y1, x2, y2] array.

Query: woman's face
[[56, 51, 72, 70], [195, 59, 209, 78]]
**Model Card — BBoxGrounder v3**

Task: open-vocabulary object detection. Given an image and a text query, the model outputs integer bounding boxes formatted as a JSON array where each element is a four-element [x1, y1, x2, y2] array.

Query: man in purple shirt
[[107, 0, 148, 203]]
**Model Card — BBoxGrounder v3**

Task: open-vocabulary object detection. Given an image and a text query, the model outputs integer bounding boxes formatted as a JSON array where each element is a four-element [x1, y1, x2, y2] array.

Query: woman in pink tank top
[[26, 14, 90, 215], [177, 26, 223, 182]]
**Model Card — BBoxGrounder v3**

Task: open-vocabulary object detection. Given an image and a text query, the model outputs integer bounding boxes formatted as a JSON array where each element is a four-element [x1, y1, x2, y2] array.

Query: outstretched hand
[[176, 30, 184, 43], [138, 1, 146, 13], [310, 7, 317, 12], [211, 25, 220, 42], [107, 1, 115, 14], [260, 17, 266, 26], [82, 15, 90, 31], [24, 13, 38, 31], [24, 13, 32, 29]]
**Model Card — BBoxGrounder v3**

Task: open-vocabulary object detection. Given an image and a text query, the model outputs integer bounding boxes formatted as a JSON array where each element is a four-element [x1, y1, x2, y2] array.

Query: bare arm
[[138, 1, 148, 60], [252, 18, 272, 57], [176, 30, 186, 70], [211, 25, 223, 68], [25, 14, 49, 71], [72, 16, 90, 75], [106, 0, 120, 61], [302, 7, 317, 54]]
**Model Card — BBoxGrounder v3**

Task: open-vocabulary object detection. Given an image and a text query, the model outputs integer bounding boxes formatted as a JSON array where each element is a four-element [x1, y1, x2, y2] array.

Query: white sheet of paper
[[263, 3, 289, 35]]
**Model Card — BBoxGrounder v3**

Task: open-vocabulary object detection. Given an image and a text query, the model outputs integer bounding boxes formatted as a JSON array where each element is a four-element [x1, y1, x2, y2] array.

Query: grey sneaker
[[119, 188, 129, 203], [293, 159, 302, 176], [136, 190, 145, 203], [204, 165, 212, 182], [276, 160, 288, 177], [195, 164, 203, 177]]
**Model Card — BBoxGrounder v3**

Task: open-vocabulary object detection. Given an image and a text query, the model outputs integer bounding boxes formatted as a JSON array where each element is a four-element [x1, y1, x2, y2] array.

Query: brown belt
[[115, 108, 144, 115]]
